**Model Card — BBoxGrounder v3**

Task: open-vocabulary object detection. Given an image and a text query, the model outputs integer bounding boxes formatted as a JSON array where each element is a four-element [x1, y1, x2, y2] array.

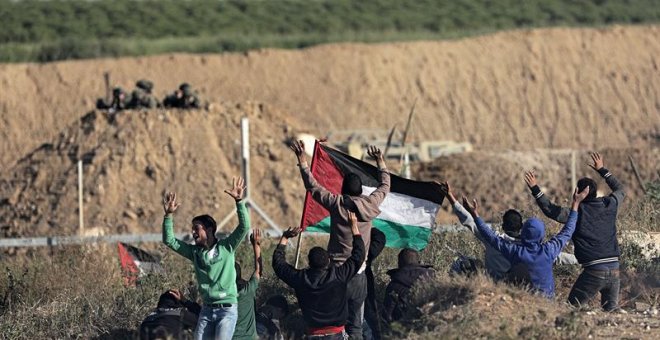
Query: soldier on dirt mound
[[163, 83, 202, 109], [128, 79, 160, 109], [96, 87, 132, 113]]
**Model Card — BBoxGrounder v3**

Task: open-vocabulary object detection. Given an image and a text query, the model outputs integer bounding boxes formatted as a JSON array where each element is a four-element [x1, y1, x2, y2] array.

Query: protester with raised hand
[[290, 140, 390, 339], [463, 186, 590, 298], [233, 228, 263, 340], [272, 211, 366, 340], [162, 176, 250, 339], [525, 152, 625, 310]]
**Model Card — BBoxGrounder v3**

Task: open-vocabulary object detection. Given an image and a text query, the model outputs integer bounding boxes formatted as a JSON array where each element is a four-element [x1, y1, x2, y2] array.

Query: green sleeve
[[247, 274, 259, 294], [162, 215, 195, 261], [221, 201, 250, 252]]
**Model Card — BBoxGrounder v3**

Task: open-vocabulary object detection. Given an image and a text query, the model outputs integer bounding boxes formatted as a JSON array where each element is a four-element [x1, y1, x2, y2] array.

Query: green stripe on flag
[[305, 217, 432, 251]]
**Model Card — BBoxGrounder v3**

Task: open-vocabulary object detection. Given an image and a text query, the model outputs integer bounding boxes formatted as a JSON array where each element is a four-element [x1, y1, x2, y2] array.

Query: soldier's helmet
[[136, 79, 154, 92], [113, 87, 124, 97], [179, 83, 193, 96]]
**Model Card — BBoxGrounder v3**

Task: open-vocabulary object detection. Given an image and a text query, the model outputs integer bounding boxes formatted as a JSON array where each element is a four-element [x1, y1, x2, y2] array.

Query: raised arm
[[464, 197, 519, 259], [336, 212, 366, 281], [221, 177, 250, 251], [162, 192, 195, 261], [272, 227, 304, 288], [545, 187, 588, 258], [291, 140, 338, 208], [439, 181, 481, 238], [525, 170, 570, 223], [590, 152, 625, 205], [364, 145, 391, 206], [250, 229, 263, 279]]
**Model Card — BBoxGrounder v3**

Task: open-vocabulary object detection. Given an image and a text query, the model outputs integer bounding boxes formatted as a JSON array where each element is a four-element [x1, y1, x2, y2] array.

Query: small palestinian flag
[[300, 142, 444, 250], [117, 242, 165, 286]]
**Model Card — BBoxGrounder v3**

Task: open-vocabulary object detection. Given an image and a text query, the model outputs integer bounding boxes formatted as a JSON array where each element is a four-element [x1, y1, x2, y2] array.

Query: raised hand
[[524, 170, 538, 188], [289, 140, 307, 164], [282, 227, 302, 239], [436, 181, 456, 204], [163, 192, 181, 214], [573, 186, 590, 203], [462, 195, 479, 218], [224, 176, 246, 201], [367, 145, 385, 168], [250, 228, 262, 246], [588, 152, 604, 171], [168, 289, 183, 302]]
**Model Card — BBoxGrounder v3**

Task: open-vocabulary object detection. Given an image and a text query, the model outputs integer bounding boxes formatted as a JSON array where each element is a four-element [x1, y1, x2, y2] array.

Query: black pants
[[568, 268, 620, 311], [346, 272, 367, 340]]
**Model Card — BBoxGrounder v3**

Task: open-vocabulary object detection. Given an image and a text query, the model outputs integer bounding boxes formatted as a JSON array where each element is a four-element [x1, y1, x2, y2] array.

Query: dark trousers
[[346, 272, 368, 340], [568, 268, 620, 312]]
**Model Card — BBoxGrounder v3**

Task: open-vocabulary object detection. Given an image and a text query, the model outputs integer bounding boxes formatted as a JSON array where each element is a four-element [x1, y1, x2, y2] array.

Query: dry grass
[[0, 194, 658, 339]]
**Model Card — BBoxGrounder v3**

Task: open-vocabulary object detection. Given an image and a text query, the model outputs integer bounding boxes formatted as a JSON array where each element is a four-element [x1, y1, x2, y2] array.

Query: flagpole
[[294, 232, 304, 269]]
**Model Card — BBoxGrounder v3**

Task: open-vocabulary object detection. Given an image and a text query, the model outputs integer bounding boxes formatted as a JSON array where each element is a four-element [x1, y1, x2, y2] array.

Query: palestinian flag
[[117, 242, 165, 286], [300, 142, 444, 250]]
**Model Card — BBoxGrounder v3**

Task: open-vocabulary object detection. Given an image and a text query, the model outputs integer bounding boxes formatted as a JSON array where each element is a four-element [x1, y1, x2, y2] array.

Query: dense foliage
[[1, 0, 659, 60]]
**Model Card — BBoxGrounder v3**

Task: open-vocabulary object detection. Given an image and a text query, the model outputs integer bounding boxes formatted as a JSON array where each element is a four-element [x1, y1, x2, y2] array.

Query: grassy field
[[1, 187, 658, 338], [1, 0, 660, 62]]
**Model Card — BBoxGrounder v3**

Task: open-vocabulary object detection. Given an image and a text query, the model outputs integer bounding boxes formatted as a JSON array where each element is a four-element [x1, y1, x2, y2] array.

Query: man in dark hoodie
[[463, 185, 590, 298], [272, 212, 366, 339], [291, 140, 390, 339], [525, 152, 625, 311], [382, 248, 435, 323], [139, 289, 201, 340]]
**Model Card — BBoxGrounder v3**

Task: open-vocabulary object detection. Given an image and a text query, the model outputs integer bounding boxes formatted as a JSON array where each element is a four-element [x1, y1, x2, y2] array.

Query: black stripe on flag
[[321, 144, 444, 205]]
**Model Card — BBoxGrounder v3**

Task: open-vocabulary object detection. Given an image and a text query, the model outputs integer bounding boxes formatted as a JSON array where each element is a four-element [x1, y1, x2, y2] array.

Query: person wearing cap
[[161, 177, 250, 339], [163, 82, 202, 109], [272, 212, 366, 340]]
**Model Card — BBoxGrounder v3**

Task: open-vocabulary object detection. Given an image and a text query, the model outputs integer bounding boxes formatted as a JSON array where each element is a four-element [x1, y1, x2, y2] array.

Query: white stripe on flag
[[362, 186, 438, 229]]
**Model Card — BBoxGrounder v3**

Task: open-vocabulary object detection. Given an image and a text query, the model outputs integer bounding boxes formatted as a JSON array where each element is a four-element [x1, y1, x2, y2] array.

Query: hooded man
[[463, 185, 590, 298], [290, 140, 390, 339], [382, 248, 435, 323], [139, 289, 201, 340]]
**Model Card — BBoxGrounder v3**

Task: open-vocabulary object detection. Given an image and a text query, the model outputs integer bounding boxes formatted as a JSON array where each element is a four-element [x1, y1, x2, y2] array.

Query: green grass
[[1, 0, 660, 63]]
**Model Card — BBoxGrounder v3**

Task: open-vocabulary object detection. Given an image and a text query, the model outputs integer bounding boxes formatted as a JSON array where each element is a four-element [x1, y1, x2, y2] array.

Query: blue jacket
[[475, 211, 578, 297]]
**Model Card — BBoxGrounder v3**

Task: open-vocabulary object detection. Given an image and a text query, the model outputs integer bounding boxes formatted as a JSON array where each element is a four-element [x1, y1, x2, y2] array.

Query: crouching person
[[463, 186, 589, 298], [382, 249, 435, 323], [139, 289, 201, 340], [272, 212, 366, 339], [162, 177, 250, 339]]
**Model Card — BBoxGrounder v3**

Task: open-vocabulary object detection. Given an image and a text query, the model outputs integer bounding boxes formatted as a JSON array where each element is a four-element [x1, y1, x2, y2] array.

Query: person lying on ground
[[272, 212, 366, 340], [440, 181, 578, 284], [525, 152, 625, 311], [382, 248, 435, 323], [233, 228, 263, 340], [139, 289, 201, 340], [256, 295, 289, 340], [291, 140, 390, 339], [162, 177, 250, 339], [463, 186, 590, 298]]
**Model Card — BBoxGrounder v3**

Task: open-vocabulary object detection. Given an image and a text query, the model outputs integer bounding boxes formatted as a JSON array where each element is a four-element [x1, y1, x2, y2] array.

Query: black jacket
[[365, 228, 386, 339], [272, 235, 365, 330], [383, 264, 435, 322], [139, 300, 200, 340], [530, 167, 625, 266]]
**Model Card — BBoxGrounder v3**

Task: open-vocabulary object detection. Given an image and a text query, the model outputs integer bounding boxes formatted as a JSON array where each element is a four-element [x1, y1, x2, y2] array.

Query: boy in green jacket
[[162, 177, 250, 340]]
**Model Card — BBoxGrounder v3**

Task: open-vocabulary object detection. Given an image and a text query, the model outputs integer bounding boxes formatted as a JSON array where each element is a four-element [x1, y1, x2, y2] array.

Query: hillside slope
[[1, 26, 659, 171]]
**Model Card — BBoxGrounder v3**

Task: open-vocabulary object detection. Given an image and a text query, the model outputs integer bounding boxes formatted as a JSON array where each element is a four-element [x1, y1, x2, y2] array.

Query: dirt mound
[[0, 103, 311, 238], [417, 147, 660, 223], [1, 26, 659, 172]]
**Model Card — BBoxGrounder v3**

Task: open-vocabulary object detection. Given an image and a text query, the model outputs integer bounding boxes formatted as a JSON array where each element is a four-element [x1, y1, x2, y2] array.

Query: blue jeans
[[195, 304, 238, 340]]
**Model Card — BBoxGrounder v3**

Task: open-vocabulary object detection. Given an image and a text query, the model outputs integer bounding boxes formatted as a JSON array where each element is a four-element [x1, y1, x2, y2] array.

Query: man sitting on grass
[[162, 177, 250, 339], [462, 186, 589, 298], [272, 212, 365, 339]]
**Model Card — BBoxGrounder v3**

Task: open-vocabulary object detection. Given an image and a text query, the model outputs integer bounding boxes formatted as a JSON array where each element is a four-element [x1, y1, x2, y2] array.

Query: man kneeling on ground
[[382, 248, 435, 323]]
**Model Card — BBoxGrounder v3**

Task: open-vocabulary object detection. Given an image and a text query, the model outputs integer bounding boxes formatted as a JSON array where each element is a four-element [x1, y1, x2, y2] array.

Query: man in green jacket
[[162, 177, 250, 339]]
